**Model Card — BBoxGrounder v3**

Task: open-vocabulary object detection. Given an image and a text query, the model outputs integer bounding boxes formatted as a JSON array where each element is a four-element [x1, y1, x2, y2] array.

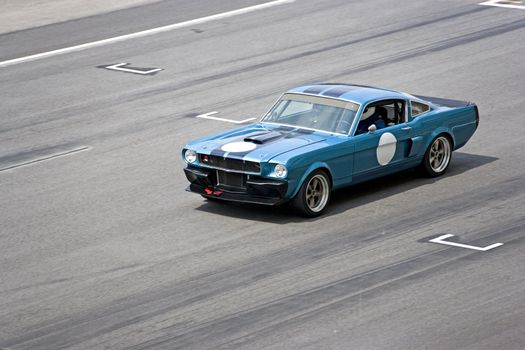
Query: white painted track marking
[[479, 0, 525, 10], [0, 146, 91, 172], [0, 0, 296, 68], [196, 111, 256, 124], [429, 234, 503, 251], [105, 63, 162, 75]]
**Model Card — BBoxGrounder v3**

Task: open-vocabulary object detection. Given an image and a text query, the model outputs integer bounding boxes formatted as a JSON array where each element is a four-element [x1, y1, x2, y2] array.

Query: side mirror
[[368, 124, 377, 133]]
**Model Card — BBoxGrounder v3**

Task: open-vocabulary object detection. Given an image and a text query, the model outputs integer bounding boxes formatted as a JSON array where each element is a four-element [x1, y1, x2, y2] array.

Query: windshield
[[262, 93, 360, 134]]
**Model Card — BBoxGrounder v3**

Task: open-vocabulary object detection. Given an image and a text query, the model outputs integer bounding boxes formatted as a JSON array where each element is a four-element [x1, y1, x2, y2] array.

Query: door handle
[[401, 126, 412, 131]]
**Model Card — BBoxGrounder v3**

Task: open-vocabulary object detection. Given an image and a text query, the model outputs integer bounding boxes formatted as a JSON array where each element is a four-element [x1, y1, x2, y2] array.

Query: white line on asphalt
[[105, 63, 162, 75], [0, 146, 91, 172], [196, 111, 256, 124], [0, 0, 295, 68], [479, 0, 525, 10], [429, 234, 503, 251]]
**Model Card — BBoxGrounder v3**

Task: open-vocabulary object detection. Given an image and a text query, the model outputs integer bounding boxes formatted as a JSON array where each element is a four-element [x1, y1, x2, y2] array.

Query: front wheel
[[291, 170, 331, 217], [420, 135, 452, 177]]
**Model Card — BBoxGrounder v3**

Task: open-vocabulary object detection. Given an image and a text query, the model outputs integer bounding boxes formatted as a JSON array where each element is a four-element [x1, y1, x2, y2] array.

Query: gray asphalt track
[[1, 1, 524, 349]]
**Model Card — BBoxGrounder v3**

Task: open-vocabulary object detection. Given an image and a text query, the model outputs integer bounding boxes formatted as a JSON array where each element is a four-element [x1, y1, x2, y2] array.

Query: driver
[[357, 106, 386, 134]]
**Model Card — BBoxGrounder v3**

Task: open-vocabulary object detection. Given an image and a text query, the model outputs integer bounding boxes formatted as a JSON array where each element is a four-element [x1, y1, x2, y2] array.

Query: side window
[[411, 101, 430, 117], [355, 99, 406, 135]]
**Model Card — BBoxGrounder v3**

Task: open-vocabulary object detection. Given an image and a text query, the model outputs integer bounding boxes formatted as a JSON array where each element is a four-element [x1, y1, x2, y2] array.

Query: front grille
[[199, 154, 260, 173], [217, 171, 246, 190]]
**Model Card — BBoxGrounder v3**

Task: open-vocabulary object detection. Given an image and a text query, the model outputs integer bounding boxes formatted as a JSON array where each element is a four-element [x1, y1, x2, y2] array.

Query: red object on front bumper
[[204, 187, 222, 196]]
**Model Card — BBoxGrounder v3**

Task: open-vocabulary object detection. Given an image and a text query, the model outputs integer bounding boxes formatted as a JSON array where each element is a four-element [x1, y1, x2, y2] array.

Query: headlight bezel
[[184, 149, 197, 164], [274, 164, 287, 178]]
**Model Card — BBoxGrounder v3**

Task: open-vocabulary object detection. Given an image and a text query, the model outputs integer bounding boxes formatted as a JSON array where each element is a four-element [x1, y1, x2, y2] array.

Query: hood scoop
[[244, 131, 283, 144]]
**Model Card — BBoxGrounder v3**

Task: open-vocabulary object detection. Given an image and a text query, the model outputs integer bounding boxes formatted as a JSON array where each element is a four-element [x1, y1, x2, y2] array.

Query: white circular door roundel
[[377, 132, 397, 166]]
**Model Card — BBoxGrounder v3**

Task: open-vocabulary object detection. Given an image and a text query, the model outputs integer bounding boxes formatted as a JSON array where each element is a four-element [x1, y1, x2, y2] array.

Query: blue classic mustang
[[183, 84, 479, 216]]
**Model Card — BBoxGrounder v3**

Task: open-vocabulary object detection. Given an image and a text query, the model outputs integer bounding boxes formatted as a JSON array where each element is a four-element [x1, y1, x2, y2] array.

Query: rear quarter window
[[411, 101, 430, 117]]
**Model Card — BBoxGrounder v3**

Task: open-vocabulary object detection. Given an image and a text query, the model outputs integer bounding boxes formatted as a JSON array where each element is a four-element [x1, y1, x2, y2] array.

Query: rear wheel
[[420, 135, 452, 177], [291, 170, 331, 217]]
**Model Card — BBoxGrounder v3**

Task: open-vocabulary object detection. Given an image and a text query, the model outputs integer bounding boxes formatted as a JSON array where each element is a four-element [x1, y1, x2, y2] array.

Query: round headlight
[[185, 149, 197, 163], [274, 164, 287, 178]]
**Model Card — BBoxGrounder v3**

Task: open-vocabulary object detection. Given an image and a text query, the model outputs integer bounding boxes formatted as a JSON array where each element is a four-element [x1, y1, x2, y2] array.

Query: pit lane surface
[[1, 1, 524, 349]]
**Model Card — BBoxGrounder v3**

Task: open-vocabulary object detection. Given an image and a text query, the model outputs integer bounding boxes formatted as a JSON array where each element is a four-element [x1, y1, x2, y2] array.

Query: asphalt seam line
[[0, 0, 295, 68], [0, 146, 91, 172]]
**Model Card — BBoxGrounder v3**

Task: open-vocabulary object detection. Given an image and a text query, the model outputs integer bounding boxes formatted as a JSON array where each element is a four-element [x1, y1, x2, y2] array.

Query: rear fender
[[426, 127, 455, 151]]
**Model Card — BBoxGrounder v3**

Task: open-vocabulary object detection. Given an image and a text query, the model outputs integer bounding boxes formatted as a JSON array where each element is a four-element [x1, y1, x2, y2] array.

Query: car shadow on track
[[194, 152, 498, 223]]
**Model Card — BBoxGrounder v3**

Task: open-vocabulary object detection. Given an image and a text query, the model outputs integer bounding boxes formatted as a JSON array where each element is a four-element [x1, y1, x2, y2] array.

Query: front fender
[[287, 161, 333, 199]]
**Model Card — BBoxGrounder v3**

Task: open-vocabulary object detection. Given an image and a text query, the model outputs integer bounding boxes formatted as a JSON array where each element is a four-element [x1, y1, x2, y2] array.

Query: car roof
[[287, 83, 407, 106]]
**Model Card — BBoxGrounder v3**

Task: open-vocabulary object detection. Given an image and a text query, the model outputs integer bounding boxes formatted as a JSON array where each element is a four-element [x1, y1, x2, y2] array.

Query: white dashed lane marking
[[479, 0, 525, 10], [104, 63, 162, 75], [0, 0, 296, 68], [195, 111, 256, 124], [429, 234, 504, 251]]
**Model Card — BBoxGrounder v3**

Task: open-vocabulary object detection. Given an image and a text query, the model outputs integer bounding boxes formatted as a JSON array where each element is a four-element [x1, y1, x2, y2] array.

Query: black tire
[[420, 135, 452, 177], [291, 169, 331, 217]]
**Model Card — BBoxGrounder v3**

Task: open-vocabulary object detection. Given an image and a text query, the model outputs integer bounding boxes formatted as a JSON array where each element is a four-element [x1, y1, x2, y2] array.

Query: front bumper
[[183, 166, 288, 205]]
